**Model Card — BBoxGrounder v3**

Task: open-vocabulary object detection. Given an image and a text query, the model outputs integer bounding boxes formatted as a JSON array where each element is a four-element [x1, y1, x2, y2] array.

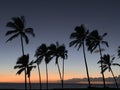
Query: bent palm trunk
[[83, 43, 91, 88], [46, 63, 48, 90], [37, 65, 42, 90], [62, 59, 65, 89], [99, 44, 106, 88], [56, 63, 62, 88], [110, 68, 118, 88]]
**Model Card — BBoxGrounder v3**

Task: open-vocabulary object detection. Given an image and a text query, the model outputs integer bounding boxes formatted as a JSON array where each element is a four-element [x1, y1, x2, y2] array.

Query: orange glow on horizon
[[0, 69, 117, 83]]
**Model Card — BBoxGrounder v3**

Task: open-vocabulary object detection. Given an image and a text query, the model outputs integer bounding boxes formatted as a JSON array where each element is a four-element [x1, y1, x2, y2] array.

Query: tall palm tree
[[59, 44, 68, 88], [6, 16, 35, 55], [35, 44, 52, 90], [86, 30, 109, 88], [48, 42, 68, 88], [34, 53, 43, 90], [98, 54, 118, 88], [14, 54, 29, 90], [48, 42, 62, 85], [69, 24, 91, 87], [27, 60, 36, 90]]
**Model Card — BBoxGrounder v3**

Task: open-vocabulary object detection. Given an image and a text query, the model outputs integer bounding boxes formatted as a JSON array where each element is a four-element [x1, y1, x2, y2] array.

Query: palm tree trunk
[[56, 58, 62, 88], [28, 77, 31, 90], [62, 59, 64, 89], [20, 34, 25, 55], [83, 43, 91, 88], [110, 67, 118, 88], [98, 44, 106, 88], [56, 62, 62, 87], [25, 68, 27, 90], [45, 63, 48, 90], [37, 64, 42, 90]]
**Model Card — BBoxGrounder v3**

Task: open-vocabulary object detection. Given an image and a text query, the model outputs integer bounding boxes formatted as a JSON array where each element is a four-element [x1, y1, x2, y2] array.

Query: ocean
[[0, 83, 119, 89]]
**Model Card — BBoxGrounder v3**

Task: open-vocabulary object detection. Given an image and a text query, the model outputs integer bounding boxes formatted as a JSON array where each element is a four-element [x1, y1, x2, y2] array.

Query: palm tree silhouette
[[98, 54, 118, 88], [48, 42, 62, 86], [59, 44, 68, 88], [69, 24, 91, 87], [35, 44, 52, 90], [86, 30, 109, 88], [48, 42, 68, 88], [34, 51, 43, 90], [27, 60, 36, 90], [14, 54, 29, 90], [5, 16, 35, 55]]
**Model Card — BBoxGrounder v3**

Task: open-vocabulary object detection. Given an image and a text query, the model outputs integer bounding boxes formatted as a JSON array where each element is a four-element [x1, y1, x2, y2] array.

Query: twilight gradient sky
[[0, 0, 120, 83]]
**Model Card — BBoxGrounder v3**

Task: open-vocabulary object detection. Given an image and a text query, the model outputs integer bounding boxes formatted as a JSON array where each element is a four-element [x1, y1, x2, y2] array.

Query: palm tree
[[34, 53, 43, 90], [86, 30, 109, 88], [69, 24, 91, 87], [59, 44, 68, 88], [48, 42, 68, 88], [27, 60, 36, 90], [6, 16, 35, 55], [14, 54, 29, 90], [98, 54, 118, 88], [35, 44, 52, 90], [48, 42, 62, 86]]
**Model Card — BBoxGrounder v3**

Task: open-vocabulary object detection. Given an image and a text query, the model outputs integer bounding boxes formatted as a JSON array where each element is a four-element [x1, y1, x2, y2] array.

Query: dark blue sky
[[0, 0, 120, 82]]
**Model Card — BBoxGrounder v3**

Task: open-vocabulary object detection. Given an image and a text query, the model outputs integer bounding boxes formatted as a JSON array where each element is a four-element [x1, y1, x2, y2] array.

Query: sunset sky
[[0, 0, 120, 83]]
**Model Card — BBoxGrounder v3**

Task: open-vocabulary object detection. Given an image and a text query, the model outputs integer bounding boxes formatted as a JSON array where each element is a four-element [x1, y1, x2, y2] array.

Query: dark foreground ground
[[0, 88, 120, 90]]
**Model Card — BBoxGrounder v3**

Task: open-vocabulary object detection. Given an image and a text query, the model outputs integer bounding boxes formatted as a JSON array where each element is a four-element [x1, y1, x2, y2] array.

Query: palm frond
[[97, 60, 104, 64], [14, 65, 24, 69], [29, 60, 34, 65], [16, 54, 29, 66], [48, 43, 56, 52], [70, 32, 77, 39], [77, 42, 82, 50], [16, 68, 25, 75], [69, 40, 76, 47], [5, 30, 18, 36], [102, 33, 107, 37], [101, 67, 107, 73], [6, 22, 17, 29], [21, 16, 25, 26], [45, 55, 52, 64], [6, 33, 19, 42], [110, 57, 115, 63], [22, 33, 29, 44], [25, 28, 35, 37], [101, 64, 107, 69], [12, 16, 24, 29], [118, 46, 120, 58], [112, 63, 120, 67], [27, 65, 36, 77], [101, 41, 109, 47], [34, 57, 43, 65], [11, 17, 20, 28]]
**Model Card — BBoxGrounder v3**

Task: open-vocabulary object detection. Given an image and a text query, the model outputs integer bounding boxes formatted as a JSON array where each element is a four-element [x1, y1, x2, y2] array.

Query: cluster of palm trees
[[5, 16, 35, 90], [69, 24, 120, 88], [34, 42, 68, 90], [5, 16, 68, 90], [5, 16, 120, 90]]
